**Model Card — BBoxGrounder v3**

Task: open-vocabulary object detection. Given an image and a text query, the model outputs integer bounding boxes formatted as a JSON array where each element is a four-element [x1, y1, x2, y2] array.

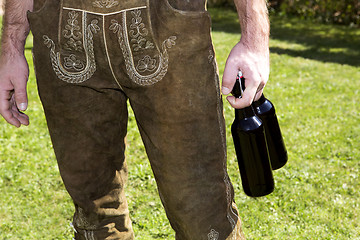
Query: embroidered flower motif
[[164, 36, 177, 49], [63, 11, 82, 40], [110, 12, 177, 86], [93, 0, 119, 8], [43, 35, 52, 48], [89, 19, 101, 34], [109, 19, 121, 34], [63, 11, 83, 51], [43, 13, 99, 84], [129, 10, 154, 51], [129, 10, 148, 38], [136, 55, 157, 72], [145, 41, 154, 49], [64, 54, 85, 71], [208, 229, 219, 240], [65, 38, 83, 51]]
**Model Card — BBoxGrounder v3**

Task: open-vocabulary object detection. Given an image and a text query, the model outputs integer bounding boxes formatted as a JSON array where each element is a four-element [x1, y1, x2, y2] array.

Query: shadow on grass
[[208, 7, 360, 67]]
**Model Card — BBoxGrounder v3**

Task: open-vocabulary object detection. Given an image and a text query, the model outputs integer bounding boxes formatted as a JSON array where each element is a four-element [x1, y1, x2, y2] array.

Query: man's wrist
[[239, 35, 269, 55], [0, 0, 33, 58], [1, 29, 28, 58], [234, 0, 270, 53]]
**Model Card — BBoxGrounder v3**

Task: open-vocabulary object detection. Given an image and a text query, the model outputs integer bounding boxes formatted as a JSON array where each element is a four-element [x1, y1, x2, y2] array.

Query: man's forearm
[[234, 0, 269, 52], [1, 0, 33, 57]]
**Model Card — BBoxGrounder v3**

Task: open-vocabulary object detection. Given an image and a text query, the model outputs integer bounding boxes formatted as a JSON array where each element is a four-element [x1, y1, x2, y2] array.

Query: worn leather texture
[[28, 0, 245, 239]]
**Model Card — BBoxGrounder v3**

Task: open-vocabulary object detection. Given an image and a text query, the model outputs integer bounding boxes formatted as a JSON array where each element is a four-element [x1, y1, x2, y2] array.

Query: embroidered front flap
[[62, 0, 147, 14], [43, 0, 177, 85], [108, 8, 176, 85]]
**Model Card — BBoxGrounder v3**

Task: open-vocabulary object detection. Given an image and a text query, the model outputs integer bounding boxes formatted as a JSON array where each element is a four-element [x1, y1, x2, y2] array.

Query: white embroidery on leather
[[208, 49, 214, 63], [63, 11, 83, 51], [102, 15, 124, 90], [110, 14, 176, 86], [63, 6, 147, 16], [136, 55, 157, 72], [109, 18, 121, 32], [129, 10, 154, 51], [84, 230, 96, 240], [44, 13, 99, 84], [64, 54, 85, 71], [93, 0, 119, 8], [208, 229, 219, 240]]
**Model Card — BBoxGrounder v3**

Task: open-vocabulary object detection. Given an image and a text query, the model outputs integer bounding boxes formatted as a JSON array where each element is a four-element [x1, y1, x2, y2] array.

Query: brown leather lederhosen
[[27, 0, 245, 239]]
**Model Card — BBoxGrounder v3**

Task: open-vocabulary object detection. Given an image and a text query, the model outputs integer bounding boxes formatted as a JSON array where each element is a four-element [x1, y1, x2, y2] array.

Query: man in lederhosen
[[0, 0, 270, 239]]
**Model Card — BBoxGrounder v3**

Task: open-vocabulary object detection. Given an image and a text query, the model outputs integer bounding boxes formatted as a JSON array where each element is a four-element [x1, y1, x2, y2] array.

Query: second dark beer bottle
[[231, 72, 274, 197], [253, 95, 288, 170]]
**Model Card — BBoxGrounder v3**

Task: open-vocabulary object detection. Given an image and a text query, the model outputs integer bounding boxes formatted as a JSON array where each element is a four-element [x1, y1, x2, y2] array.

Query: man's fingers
[[225, 70, 262, 108], [0, 90, 11, 118], [254, 81, 265, 101], [222, 58, 239, 95], [0, 90, 26, 127], [0, 109, 21, 127], [14, 112, 29, 126], [226, 83, 258, 109], [255, 89, 264, 101], [11, 103, 29, 126]]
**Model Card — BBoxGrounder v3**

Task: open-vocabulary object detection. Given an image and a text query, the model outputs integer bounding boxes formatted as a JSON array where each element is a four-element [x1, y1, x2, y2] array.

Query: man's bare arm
[[222, 0, 270, 109], [0, 0, 33, 127]]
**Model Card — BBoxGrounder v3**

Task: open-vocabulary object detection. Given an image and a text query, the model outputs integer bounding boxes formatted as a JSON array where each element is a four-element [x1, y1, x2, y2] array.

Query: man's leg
[[28, 1, 134, 238], [34, 71, 134, 239], [34, 67, 134, 240], [117, 1, 246, 238], [126, 41, 245, 239]]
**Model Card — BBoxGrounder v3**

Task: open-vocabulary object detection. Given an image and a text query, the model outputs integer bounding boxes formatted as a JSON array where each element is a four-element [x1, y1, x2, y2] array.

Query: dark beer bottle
[[252, 95, 288, 170], [231, 72, 274, 197]]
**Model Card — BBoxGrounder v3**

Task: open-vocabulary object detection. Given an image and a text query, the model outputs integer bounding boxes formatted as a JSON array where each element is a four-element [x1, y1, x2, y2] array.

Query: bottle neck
[[252, 94, 266, 108], [235, 105, 256, 120]]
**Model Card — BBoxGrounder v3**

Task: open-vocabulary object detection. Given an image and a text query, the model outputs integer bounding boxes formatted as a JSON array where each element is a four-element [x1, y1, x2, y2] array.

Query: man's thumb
[[14, 85, 28, 111]]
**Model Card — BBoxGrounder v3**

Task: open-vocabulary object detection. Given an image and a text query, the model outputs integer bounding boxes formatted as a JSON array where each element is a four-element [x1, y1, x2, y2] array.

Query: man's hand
[[222, 0, 270, 109], [0, 0, 33, 127], [222, 39, 269, 109], [0, 54, 30, 127]]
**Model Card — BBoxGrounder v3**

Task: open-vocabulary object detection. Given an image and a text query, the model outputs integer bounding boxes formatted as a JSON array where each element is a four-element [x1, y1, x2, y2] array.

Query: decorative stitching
[[84, 230, 96, 240], [208, 49, 214, 63], [110, 13, 176, 86], [136, 55, 157, 72], [64, 54, 85, 71], [44, 12, 99, 84], [208, 229, 219, 240], [92, 0, 119, 8], [63, 11, 83, 51], [129, 10, 154, 51], [102, 15, 124, 90], [63, 6, 147, 16]]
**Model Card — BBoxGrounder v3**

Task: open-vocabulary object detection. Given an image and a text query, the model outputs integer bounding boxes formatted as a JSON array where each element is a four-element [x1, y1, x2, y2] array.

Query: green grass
[[1, 7, 359, 239]]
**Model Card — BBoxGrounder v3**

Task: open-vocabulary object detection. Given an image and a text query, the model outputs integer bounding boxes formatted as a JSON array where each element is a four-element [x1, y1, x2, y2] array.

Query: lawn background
[[0, 7, 359, 240]]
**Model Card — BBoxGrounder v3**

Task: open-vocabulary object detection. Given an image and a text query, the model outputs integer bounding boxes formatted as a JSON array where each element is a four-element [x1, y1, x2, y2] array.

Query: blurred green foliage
[[272, 0, 360, 26], [208, 0, 360, 26]]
